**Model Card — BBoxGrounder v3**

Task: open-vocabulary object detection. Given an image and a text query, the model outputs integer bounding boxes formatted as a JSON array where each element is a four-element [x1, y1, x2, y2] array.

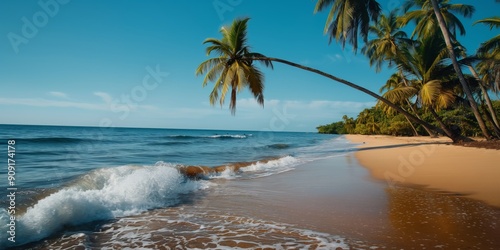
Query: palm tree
[[197, 18, 472, 142], [362, 11, 437, 136], [195, 18, 273, 114], [428, 0, 493, 139], [380, 73, 427, 136], [380, 36, 459, 138], [466, 64, 500, 133], [314, 0, 381, 52], [362, 9, 412, 72]]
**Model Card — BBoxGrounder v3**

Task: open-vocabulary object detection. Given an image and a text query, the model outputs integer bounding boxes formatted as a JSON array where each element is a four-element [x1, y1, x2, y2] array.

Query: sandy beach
[[346, 134, 500, 208]]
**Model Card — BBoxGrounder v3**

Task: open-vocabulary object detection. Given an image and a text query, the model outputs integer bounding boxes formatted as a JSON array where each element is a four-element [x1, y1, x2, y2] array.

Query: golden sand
[[346, 134, 500, 207]]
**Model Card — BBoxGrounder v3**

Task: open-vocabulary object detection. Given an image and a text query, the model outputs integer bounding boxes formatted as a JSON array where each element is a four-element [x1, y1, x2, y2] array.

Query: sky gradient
[[1, 0, 498, 132]]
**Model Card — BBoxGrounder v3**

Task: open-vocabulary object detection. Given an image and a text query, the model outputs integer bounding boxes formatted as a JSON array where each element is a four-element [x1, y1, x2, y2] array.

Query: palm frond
[[446, 3, 475, 18], [383, 86, 418, 104], [474, 16, 500, 29], [433, 89, 456, 110], [203, 38, 232, 56], [228, 18, 250, 53], [420, 80, 442, 107], [477, 34, 500, 55]]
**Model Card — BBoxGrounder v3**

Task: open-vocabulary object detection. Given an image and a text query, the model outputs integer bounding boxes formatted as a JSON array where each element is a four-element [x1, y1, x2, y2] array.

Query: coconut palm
[[195, 18, 273, 114], [379, 73, 436, 136], [362, 10, 414, 72], [467, 64, 500, 132], [314, 0, 381, 52], [380, 35, 460, 138], [428, 0, 493, 139]]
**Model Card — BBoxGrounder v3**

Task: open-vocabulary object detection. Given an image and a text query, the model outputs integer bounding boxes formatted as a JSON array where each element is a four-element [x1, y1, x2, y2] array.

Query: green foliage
[[317, 121, 347, 134], [317, 102, 499, 137], [196, 18, 273, 114]]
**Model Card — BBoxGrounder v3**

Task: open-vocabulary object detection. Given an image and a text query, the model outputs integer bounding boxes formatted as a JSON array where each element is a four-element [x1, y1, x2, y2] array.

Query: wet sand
[[203, 156, 500, 248], [346, 134, 500, 207]]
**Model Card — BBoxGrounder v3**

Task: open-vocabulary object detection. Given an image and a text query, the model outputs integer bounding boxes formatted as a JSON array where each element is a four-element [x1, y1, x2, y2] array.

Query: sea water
[[0, 124, 355, 248]]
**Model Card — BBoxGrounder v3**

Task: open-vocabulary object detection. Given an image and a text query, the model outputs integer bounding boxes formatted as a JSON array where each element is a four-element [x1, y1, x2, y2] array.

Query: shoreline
[[345, 134, 500, 207]]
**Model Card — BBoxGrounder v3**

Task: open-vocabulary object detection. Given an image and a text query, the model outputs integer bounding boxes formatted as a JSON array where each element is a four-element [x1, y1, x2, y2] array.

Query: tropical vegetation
[[197, 0, 500, 142]]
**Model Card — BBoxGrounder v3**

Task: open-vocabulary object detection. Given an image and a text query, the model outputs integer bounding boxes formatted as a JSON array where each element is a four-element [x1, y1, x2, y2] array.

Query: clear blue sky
[[1, 0, 498, 132]]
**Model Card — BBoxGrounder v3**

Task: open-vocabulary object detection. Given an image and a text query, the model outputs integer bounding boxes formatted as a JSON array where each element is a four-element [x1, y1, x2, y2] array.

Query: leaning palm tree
[[380, 74, 420, 136], [195, 18, 273, 114], [380, 35, 459, 138], [314, 0, 381, 52], [428, 0, 493, 139], [197, 18, 471, 142]]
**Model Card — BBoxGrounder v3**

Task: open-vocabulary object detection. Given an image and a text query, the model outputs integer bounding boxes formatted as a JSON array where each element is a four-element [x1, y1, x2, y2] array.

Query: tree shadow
[[355, 141, 450, 151]]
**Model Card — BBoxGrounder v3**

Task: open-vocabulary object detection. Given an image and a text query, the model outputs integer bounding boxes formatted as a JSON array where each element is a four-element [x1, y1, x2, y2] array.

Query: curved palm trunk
[[402, 111, 420, 136], [430, 0, 492, 140], [495, 70, 500, 93], [429, 108, 456, 139], [479, 99, 500, 138], [468, 65, 500, 133], [400, 70, 437, 137], [253, 56, 471, 142]]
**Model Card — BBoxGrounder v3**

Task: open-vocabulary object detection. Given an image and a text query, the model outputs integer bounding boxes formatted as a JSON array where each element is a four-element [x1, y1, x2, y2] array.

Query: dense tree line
[[317, 100, 500, 136]]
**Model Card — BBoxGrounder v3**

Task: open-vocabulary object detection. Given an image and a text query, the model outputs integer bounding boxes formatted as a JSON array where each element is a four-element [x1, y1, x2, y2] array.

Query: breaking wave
[[0, 155, 298, 248]]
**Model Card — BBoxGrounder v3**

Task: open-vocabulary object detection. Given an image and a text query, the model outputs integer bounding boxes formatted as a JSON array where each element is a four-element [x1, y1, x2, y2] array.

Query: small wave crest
[[16, 137, 91, 144], [239, 156, 299, 177], [178, 156, 300, 180], [0, 164, 208, 247], [208, 134, 249, 139], [166, 134, 250, 140]]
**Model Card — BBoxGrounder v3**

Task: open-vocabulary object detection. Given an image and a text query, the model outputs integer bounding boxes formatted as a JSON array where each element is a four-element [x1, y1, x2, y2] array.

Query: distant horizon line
[[0, 123, 317, 134]]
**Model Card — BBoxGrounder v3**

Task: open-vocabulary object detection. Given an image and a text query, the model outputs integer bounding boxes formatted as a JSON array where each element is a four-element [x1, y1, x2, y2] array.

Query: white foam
[[209, 167, 240, 179], [209, 134, 247, 139], [96, 210, 350, 249], [0, 163, 207, 247], [240, 155, 300, 176]]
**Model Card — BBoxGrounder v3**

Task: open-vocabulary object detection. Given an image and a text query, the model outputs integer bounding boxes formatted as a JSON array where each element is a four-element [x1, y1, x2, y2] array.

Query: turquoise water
[[0, 124, 354, 248]]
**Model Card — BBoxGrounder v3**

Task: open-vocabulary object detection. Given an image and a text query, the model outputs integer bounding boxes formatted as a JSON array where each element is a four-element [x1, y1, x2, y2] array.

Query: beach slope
[[346, 135, 500, 207]]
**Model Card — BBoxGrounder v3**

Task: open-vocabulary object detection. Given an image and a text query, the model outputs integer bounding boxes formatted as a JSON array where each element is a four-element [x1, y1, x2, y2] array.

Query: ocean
[[0, 124, 356, 249]]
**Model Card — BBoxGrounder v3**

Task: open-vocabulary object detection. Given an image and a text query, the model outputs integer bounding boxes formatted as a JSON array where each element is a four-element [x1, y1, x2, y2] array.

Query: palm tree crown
[[362, 9, 412, 72], [474, 16, 500, 56], [400, 0, 475, 40], [382, 36, 458, 111], [195, 17, 273, 114]]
